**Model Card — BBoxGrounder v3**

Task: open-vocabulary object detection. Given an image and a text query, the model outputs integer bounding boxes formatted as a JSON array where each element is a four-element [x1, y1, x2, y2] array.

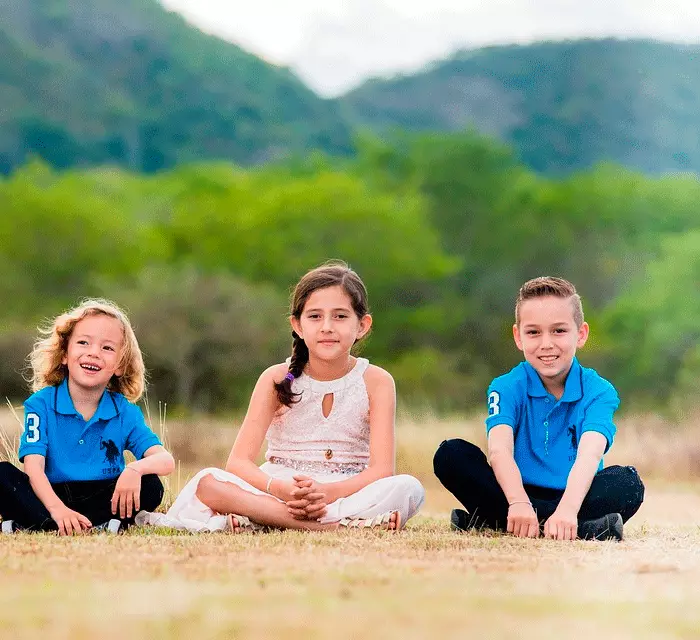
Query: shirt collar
[[55, 378, 119, 421], [525, 358, 583, 402]]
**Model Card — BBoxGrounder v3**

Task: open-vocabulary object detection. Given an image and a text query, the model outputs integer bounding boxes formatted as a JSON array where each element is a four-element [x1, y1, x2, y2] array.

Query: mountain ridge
[[0, 1, 698, 176], [0, 0, 353, 173], [338, 38, 699, 174]]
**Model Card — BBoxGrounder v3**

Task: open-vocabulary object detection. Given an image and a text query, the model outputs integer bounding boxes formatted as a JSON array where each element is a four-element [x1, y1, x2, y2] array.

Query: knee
[[623, 465, 645, 504], [433, 439, 485, 478], [0, 461, 21, 484], [603, 465, 645, 522], [195, 472, 221, 506], [615, 465, 645, 498], [140, 474, 164, 508], [394, 474, 425, 502]]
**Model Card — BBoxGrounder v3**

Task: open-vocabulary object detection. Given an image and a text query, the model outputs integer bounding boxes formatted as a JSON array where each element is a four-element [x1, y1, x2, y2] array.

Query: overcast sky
[[161, 0, 700, 96]]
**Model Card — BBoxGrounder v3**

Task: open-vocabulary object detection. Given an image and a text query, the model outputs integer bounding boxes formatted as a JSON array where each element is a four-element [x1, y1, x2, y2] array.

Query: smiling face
[[513, 295, 589, 397], [61, 313, 125, 397], [291, 285, 371, 368]]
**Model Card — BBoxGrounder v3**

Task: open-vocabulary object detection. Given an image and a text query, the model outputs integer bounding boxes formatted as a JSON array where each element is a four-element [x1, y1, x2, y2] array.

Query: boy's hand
[[507, 503, 539, 538], [543, 506, 578, 540], [111, 467, 142, 519], [49, 504, 92, 536]]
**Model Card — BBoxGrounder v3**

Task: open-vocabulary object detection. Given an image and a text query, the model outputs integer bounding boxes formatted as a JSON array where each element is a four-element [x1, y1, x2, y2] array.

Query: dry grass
[[1, 408, 700, 639], [0, 503, 699, 640]]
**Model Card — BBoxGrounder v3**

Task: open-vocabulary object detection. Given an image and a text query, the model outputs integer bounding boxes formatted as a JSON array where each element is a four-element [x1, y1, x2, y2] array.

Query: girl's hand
[[286, 475, 328, 520], [111, 466, 142, 519], [268, 479, 298, 503], [49, 504, 92, 536]]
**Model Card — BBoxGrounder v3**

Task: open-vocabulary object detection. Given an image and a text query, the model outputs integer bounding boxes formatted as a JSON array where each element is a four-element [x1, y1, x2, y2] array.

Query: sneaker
[[91, 519, 123, 534], [450, 508, 470, 532], [578, 513, 623, 541], [1, 520, 16, 534]]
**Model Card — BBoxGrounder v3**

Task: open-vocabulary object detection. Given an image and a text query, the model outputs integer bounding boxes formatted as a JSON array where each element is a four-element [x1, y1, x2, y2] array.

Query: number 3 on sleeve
[[24, 412, 41, 443], [487, 391, 500, 416]]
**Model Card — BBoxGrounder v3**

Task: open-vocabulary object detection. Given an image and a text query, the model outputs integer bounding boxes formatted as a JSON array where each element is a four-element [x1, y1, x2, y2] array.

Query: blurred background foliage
[[0, 0, 698, 415], [2, 130, 699, 414]]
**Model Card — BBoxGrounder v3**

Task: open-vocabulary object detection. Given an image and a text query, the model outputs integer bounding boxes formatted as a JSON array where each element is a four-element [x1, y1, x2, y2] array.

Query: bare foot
[[336, 510, 402, 532], [226, 514, 243, 534], [225, 514, 267, 533]]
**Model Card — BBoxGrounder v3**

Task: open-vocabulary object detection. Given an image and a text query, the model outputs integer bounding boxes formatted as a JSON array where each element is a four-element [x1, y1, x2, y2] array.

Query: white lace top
[[265, 358, 371, 467]]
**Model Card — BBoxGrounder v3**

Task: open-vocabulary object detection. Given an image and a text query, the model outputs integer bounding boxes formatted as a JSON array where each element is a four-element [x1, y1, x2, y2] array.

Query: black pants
[[433, 439, 645, 531], [0, 461, 164, 531]]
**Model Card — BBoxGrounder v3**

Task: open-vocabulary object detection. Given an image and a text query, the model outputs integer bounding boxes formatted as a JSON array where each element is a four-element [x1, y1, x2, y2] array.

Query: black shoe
[[450, 508, 470, 532], [577, 513, 623, 541]]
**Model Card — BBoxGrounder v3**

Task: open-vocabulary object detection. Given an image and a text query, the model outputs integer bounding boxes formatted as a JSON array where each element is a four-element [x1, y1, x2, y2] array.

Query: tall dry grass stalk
[[142, 394, 174, 512], [0, 398, 21, 466]]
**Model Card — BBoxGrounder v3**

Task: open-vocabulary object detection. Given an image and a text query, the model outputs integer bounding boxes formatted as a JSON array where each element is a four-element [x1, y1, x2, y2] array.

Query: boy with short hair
[[433, 277, 644, 540]]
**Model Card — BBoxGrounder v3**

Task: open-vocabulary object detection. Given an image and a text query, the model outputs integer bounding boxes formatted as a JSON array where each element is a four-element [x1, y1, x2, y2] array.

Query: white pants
[[139, 462, 425, 532]]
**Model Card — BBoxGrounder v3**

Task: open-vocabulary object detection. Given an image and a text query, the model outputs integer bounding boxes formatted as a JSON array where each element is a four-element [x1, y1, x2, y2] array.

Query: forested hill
[[1, 3, 698, 176], [339, 39, 700, 175], [0, 0, 353, 173]]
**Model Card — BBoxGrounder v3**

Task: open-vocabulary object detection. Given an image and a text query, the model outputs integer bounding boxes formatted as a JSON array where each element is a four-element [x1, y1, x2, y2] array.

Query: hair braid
[[274, 331, 309, 406]]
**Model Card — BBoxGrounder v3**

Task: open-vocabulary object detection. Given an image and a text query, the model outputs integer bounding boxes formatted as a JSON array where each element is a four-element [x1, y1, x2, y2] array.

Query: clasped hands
[[507, 503, 578, 540], [284, 474, 331, 521]]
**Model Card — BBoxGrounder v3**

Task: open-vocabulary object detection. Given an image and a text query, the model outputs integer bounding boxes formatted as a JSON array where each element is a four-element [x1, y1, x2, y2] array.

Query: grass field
[[1, 410, 700, 639]]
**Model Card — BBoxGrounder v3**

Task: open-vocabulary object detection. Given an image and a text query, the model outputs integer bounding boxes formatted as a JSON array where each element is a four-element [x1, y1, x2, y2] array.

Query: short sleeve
[[123, 403, 162, 459], [18, 400, 48, 461], [485, 380, 519, 433], [581, 384, 619, 452]]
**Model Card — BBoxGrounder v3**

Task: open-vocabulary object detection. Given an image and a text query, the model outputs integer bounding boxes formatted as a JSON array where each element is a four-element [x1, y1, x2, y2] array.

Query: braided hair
[[274, 260, 369, 406]]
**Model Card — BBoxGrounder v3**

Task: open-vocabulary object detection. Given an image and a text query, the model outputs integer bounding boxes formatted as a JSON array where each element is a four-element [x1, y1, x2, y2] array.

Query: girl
[[0, 299, 175, 534], [142, 261, 424, 532]]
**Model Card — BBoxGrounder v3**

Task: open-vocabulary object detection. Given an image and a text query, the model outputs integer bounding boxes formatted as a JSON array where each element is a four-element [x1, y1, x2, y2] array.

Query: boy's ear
[[290, 315, 302, 339], [512, 324, 524, 351], [576, 321, 590, 348]]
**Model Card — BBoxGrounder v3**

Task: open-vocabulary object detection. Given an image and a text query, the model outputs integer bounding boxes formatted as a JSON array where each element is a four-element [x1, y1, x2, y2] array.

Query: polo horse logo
[[100, 439, 121, 467], [568, 426, 578, 451]]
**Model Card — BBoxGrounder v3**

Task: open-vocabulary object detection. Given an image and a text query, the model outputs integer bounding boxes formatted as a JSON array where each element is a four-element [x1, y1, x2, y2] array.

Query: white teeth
[[81, 364, 101, 371]]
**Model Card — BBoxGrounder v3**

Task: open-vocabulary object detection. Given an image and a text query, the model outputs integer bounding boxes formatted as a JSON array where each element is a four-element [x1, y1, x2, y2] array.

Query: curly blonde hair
[[29, 299, 145, 402]]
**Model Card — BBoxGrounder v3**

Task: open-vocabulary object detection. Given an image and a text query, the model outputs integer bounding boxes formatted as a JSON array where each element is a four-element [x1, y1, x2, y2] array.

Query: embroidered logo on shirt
[[100, 439, 121, 474], [568, 425, 578, 450]]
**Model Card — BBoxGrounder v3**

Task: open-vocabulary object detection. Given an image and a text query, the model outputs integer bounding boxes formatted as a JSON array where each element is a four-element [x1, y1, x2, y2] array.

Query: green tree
[[601, 231, 700, 407]]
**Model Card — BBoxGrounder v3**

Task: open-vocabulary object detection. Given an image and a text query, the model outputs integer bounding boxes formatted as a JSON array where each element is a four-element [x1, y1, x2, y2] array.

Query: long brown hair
[[274, 261, 369, 406]]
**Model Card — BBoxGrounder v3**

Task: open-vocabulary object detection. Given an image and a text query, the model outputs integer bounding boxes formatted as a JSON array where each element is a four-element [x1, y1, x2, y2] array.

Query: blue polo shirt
[[19, 379, 162, 483], [485, 358, 619, 490]]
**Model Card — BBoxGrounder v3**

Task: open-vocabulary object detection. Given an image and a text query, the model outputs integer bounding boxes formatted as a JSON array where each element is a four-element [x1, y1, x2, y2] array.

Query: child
[[0, 299, 174, 534], [433, 277, 644, 541], [140, 261, 425, 532]]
